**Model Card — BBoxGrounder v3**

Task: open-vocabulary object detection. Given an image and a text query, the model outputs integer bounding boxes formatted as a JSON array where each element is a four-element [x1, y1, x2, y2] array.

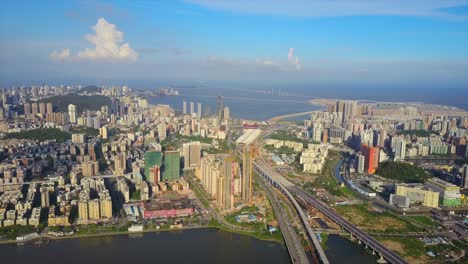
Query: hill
[[79, 85, 102, 93], [375, 161, 432, 183], [38, 94, 111, 113], [5, 128, 71, 143]]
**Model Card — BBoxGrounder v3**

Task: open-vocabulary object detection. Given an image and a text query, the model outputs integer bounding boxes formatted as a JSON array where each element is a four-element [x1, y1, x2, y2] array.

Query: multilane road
[[255, 160, 329, 264], [254, 159, 408, 264], [257, 175, 310, 264]]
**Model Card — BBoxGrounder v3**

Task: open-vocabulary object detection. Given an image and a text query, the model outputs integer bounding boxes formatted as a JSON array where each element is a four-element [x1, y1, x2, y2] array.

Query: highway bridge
[[257, 174, 310, 264], [255, 160, 329, 264], [254, 159, 408, 264]]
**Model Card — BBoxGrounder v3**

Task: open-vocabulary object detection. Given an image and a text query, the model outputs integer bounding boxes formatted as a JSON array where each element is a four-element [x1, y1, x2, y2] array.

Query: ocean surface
[[0, 229, 378, 264], [149, 84, 467, 121], [150, 86, 322, 121]]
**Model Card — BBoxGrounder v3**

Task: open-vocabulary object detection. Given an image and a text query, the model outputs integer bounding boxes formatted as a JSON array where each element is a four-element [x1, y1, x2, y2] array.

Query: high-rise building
[[361, 144, 379, 174], [78, 199, 89, 221], [183, 141, 201, 169], [149, 165, 161, 184], [88, 199, 100, 220], [144, 151, 162, 183], [379, 129, 387, 147], [190, 101, 195, 114], [222, 156, 234, 211], [183, 101, 187, 114], [99, 197, 112, 218], [462, 165, 468, 189], [395, 139, 406, 161], [197, 102, 202, 118], [46, 102, 53, 114], [223, 106, 230, 121], [114, 153, 127, 175], [31, 102, 38, 115], [82, 161, 99, 177], [99, 125, 108, 139], [24, 103, 31, 114], [163, 151, 180, 181], [68, 104, 77, 123], [242, 148, 253, 203], [357, 154, 365, 173], [40, 187, 50, 207], [39, 102, 46, 115], [158, 122, 167, 141]]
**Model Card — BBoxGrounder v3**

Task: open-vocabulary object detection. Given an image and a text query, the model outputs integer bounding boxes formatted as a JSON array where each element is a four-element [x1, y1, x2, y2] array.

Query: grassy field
[[406, 215, 436, 227], [334, 204, 424, 233], [379, 237, 428, 264], [308, 151, 353, 197]]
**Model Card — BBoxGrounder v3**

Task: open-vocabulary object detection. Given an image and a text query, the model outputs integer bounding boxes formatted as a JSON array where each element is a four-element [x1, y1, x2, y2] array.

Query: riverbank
[[0, 224, 283, 247], [0, 228, 290, 264]]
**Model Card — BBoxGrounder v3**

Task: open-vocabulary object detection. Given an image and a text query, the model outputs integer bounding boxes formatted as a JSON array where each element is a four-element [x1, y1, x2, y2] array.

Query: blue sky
[[1, 0, 468, 88]]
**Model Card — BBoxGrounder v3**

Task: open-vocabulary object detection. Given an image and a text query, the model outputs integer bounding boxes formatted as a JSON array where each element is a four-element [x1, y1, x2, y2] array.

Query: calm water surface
[[0, 229, 379, 264]]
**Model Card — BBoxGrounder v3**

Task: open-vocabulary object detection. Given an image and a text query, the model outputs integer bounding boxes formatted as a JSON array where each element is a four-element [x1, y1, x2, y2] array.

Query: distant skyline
[[1, 0, 468, 88]]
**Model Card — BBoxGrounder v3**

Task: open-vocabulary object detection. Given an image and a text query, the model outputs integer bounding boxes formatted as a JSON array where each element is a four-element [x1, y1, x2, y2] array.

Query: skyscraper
[[163, 151, 180, 181], [100, 125, 108, 139], [190, 101, 195, 114], [39, 102, 46, 115], [46, 102, 53, 114], [68, 104, 77, 123], [222, 155, 234, 211], [183, 101, 187, 114], [40, 187, 50, 207], [114, 153, 127, 175], [379, 128, 387, 147], [24, 103, 31, 114], [361, 144, 379, 174], [357, 154, 365, 173], [158, 122, 167, 141], [197, 102, 202, 118], [242, 148, 252, 203], [395, 139, 406, 161], [144, 151, 162, 183], [78, 198, 89, 221], [149, 165, 161, 184], [183, 141, 201, 169], [462, 165, 468, 189], [31, 102, 38, 115], [223, 106, 230, 121], [88, 199, 100, 220], [99, 196, 113, 218]]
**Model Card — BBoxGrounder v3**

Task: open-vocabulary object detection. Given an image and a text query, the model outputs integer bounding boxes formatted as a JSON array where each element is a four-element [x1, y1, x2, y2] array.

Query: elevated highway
[[255, 160, 329, 264], [254, 159, 408, 264], [257, 174, 310, 264]]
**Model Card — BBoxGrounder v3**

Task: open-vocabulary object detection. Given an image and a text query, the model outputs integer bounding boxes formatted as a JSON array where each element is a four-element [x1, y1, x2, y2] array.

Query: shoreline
[[0, 225, 283, 247]]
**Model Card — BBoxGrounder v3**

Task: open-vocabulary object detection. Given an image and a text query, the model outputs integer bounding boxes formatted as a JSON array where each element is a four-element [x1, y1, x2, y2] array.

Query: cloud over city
[[50, 18, 138, 62]]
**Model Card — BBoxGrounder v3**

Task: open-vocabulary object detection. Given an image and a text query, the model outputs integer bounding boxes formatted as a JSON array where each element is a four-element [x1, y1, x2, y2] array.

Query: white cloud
[[49, 18, 138, 62], [49, 49, 71, 61]]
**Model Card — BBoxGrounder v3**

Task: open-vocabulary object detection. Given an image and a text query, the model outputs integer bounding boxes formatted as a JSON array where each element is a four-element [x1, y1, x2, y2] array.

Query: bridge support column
[[376, 254, 387, 264], [357, 239, 362, 245]]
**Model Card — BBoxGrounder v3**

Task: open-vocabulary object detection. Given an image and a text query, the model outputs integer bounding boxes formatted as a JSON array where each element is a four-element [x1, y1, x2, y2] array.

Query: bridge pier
[[377, 254, 387, 263]]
